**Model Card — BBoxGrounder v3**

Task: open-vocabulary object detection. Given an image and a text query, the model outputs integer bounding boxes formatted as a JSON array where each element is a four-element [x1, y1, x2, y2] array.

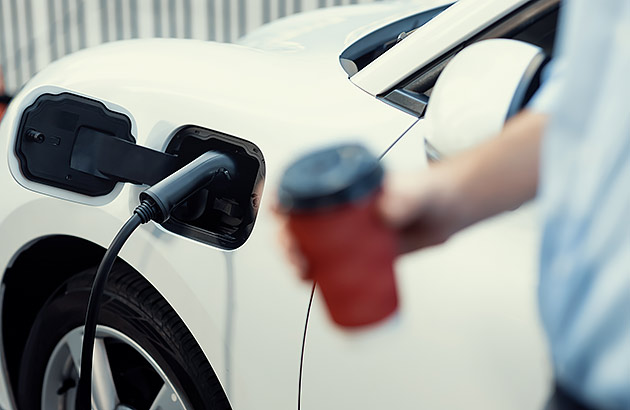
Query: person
[[377, 0, 630, 408]]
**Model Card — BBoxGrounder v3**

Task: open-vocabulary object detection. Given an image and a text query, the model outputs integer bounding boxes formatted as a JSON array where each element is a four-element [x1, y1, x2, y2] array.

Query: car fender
[[0, 38, 415, 409]]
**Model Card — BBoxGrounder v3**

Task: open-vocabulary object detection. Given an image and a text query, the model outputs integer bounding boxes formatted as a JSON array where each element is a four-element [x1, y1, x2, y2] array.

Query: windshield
[[339, 3, 453, 77]]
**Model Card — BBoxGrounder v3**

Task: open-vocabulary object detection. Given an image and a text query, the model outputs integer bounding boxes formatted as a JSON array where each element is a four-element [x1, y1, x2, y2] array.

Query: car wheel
[[17, 264, 231, 410]]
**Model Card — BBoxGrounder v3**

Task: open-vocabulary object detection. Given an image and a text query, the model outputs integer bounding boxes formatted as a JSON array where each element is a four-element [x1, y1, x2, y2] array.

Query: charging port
[[164, 126, 265, 250], [15, 93, 265, 250]]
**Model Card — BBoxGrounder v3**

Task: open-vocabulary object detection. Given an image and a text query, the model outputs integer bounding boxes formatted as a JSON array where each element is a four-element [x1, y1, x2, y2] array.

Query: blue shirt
[[530, 0, 630, 408]]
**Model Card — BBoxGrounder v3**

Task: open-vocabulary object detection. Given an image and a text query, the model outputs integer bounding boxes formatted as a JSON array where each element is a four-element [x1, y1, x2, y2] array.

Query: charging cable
[[75, 151, 235, 410]]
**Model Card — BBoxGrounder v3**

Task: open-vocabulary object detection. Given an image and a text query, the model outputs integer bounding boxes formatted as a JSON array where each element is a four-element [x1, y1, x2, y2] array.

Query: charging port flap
[[71, 127, 179, 185], [15, 93, 180, 196]]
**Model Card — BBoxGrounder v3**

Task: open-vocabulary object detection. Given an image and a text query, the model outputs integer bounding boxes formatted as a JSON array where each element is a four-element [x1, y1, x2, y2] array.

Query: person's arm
[[378, 109, 547, 254]]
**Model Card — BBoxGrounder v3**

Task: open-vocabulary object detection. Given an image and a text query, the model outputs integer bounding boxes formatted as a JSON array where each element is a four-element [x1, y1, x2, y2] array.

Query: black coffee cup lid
[[278, 143, 383, 211]]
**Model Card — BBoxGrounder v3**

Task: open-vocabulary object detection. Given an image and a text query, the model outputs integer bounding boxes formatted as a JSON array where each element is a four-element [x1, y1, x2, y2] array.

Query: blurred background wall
[[0, 0, 388, 93]]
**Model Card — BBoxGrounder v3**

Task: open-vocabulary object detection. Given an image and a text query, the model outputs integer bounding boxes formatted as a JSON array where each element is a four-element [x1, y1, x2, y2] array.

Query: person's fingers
[[380, 194, 421, 228], [377, 176, 428, 230], [377, 170, 455, 254], [398, 224, 449, 254]]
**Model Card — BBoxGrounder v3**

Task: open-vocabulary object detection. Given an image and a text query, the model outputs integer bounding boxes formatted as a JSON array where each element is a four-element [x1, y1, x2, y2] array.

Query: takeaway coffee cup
[[278, 143, 398, 327]]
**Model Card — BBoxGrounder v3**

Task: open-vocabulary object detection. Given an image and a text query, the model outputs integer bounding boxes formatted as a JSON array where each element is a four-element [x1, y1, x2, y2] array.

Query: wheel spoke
[[65, 328, 84, 372], [149, 383, 188, 410], [91, 338, 120, 410]]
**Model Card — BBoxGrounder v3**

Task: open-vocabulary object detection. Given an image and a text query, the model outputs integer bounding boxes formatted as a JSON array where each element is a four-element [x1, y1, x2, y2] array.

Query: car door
[[299, 1, 560, 409]]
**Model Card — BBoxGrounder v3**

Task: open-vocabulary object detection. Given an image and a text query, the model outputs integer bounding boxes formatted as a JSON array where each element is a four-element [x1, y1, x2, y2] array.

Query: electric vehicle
[[0, 0, 559, 408]]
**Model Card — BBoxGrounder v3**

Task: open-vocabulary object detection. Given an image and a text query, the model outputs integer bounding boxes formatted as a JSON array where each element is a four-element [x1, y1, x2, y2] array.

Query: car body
[[0, 0, 558, 408]]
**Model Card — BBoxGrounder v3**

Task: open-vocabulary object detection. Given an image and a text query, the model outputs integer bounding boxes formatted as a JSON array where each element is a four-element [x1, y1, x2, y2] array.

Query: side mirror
[[423, 39, 546, 160]]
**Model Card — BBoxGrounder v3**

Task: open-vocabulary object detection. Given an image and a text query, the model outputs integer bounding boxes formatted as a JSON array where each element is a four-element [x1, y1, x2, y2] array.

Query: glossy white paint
[[0, 35, 414, 410], [0, 1, 551, 409], [238, 0, 452, 54], [424, 39, 543, 157], [351, 0, 530, 95]]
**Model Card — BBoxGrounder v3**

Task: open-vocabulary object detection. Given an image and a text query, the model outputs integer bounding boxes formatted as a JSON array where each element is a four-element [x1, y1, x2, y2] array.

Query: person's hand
[[378, 111, 547, 254], [275, 166, 464, 273], [377, 167, 463, 255]]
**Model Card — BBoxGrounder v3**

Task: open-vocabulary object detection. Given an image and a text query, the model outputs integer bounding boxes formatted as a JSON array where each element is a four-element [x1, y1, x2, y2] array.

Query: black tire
[[17, 264, 231, 410]]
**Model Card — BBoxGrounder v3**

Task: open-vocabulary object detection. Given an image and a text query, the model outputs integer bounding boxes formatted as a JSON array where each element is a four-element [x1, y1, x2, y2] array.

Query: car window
[[339, 3, 454, 77], [382, 0, 559, 117]]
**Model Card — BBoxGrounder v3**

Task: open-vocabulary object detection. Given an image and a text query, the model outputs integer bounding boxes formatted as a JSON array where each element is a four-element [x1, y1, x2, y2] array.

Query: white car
[[0, 0, 558, 409]]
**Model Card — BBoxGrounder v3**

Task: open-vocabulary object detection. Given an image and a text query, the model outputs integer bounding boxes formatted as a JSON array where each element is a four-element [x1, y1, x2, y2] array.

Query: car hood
[[4, 36, 419, 208], [238, 0, 452, 56]]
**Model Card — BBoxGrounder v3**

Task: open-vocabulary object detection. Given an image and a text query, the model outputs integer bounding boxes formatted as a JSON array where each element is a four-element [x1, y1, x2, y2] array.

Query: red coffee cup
[[278, 144, 398, 327]]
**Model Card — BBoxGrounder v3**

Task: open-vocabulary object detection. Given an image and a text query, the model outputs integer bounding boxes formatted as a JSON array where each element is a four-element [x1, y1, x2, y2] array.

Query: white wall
[[0, 0, 386, 93]]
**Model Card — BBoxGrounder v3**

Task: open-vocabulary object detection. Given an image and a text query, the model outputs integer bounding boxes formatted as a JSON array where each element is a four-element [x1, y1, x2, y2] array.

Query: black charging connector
[[140, 150, 236, 223], [75, 151, 236, 410]]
